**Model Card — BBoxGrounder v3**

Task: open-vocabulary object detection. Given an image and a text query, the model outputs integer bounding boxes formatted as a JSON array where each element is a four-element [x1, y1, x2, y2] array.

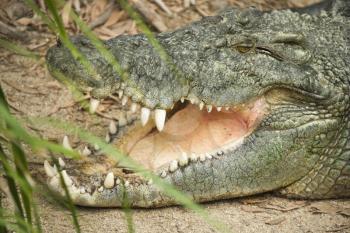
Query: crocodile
[[45, 0, 350, 207]]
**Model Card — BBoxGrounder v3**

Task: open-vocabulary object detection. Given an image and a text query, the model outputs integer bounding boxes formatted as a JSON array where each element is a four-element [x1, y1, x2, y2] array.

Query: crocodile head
[[45, 1, 350, 207]]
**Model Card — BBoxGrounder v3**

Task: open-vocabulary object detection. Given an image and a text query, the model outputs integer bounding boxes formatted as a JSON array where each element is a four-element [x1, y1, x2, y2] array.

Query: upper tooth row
[[89, 93, 229, 132]]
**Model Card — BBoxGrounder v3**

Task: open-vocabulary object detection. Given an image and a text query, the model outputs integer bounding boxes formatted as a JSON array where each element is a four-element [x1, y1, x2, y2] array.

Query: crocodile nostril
[[56, 37, 62, 47]]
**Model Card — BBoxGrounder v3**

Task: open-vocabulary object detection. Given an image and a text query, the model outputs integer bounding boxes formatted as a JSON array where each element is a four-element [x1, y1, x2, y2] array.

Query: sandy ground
[[1, 0, 350, 232]]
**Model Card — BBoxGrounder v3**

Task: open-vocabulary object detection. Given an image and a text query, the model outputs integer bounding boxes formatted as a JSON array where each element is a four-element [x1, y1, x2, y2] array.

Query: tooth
[[122, 96, 128, 106], [160, 171, 167, 178], [147, 179, 153, 185], [207, 105, 212, 113], [116, 178, 121, 185], [131, 103, 138, 113], [155, 109, 166, 131], [104, 172, 114, 188], [141, 107, 151, 126], [82, 146, 91, 156], [217, 150, 224, 156], [62, 135, 72, 150], [98, 186, 104, 192], [169, 160, 178, 172], [217, 107, 222, 112], [44, 160, 56, 177], [124, 181, 130, 187], [105, 133, 110, 143], [61, 170, 73, 186], [178, 152, 188, 166], [205, 153, 212, 159], [225, 107, 230, 110], [118, 90, 123, 98], [109, 121, 118, 134], [58, 157, 65, 167], [89, 98, 100, 113], [94, 144, 100, 151], [80, 187, 86, 194], [53, 164, 58, 173], [199, 102, 204, 110], [199, 154, 206, 162], [180, 97, 185, 103], [190, 153, 197, 161]]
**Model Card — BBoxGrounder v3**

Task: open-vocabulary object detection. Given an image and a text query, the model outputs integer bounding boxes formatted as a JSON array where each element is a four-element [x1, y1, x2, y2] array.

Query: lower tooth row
[[44, 149, 227, 193]]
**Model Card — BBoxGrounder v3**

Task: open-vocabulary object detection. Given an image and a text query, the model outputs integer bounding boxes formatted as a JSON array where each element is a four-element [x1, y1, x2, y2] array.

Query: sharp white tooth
[[116, 178, 121, 185], [155, 109, 166, 131], [217, 150, 224, 156], [180, 97, 185, 103], [199, 154, 206, 162], [225, 107, 230, 111], [105, 133, 110, 143], [104, 172, 114, 189], [58, 157, 65, 167], [61, 170, 73, 186], [44, 160, 56, 177], [80, 187, 86, 194], [122, 96, 128, 106], [53, 164, 58, 173], [141, 107, 151, 126], [190, 153, 197, 161], [147, 179, 153, 185], [118, 90, 123, 98], [169, 160, 178, 172], [82, 146, 91, 156], [199, 102, 204, 110], [160, 171, 167, 178], [217, 107, 222, 112], [124, 181, 130, 187], [205, 153, 212, 159], [131, 103, 138, 113], [178, 152, 188, 166], [98, 186, 104, 192], [94, 144, 100, 151], [62, 135, 72, 150], [109, 121, 117, 134], [207, 105, 212, 113], [89, 98, 100, 113]]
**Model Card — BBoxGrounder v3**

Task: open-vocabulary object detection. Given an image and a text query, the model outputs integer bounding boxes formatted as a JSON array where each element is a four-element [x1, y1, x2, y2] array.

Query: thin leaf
[[0, 146, 25, 219], [12, 143, 33, 225], [56, 169, 81, 233], [0, 38, 40, 60]]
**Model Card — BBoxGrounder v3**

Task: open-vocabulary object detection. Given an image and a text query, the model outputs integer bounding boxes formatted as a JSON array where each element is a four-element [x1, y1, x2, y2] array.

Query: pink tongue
[[128, 104, 248, 170]]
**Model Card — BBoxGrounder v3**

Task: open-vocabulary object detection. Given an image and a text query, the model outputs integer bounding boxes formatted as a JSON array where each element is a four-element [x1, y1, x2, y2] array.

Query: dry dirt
[[1, 0, 350, 232]]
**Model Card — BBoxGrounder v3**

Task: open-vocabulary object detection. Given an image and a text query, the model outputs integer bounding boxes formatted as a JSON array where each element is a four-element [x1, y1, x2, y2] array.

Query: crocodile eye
[[236, 45, 253, 53], [233, 39, 256, 54]]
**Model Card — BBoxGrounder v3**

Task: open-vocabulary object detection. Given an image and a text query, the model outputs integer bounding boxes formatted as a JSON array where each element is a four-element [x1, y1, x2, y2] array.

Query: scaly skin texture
[[45, 0, 350, 207]]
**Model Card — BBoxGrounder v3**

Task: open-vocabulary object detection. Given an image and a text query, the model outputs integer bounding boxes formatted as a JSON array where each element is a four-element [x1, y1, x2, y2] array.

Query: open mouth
[[118, 97, 268, 171]]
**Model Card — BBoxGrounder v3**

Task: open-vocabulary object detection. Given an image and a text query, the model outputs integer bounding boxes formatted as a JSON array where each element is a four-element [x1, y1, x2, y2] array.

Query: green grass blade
[[23, 0, 57, 32], [0, 146, 25, 219], [43, 0, 67, 39], [11, 143, 33, 225], [121, 186, 135, 233], [0, 178, 8, 233], [56, 169, 81, 233], [0, 38, 40, 60]]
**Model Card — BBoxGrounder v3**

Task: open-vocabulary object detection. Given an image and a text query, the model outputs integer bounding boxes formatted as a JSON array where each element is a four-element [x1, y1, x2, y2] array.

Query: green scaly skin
[[45, 0, 350, 207]]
